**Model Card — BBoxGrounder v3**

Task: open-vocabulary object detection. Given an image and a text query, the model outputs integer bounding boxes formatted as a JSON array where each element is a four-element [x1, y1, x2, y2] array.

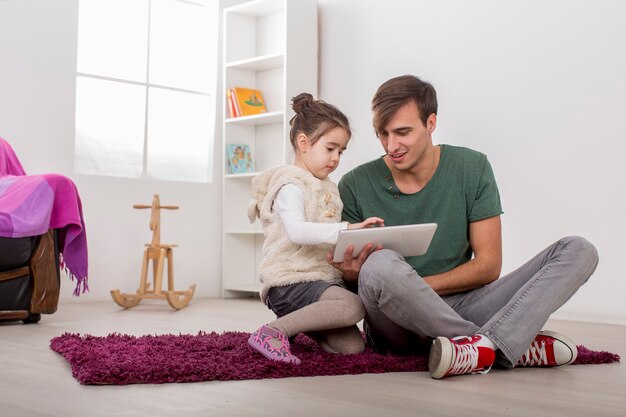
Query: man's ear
[[427, 113, 437, 133], [296, 133, 309, 153]]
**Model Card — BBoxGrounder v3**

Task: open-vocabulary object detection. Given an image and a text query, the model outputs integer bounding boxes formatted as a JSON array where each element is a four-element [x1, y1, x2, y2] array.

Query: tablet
[[332, 223, 437, 262]]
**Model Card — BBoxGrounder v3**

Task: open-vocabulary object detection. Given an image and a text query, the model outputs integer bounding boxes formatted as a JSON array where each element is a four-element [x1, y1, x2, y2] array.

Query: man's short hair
[[371, 75, 438, 134]]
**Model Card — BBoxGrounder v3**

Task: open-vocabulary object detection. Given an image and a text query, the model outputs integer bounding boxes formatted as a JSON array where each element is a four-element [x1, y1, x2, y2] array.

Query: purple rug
[[50, 331, 620, 385]]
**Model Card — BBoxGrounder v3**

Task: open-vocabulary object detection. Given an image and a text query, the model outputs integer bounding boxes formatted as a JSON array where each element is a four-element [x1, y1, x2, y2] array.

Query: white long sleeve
[[273, 183, 348, 245]]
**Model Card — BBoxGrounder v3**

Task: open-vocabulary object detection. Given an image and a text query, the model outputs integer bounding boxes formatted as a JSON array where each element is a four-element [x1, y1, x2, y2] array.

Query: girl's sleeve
[[274, 183, 348, 245]]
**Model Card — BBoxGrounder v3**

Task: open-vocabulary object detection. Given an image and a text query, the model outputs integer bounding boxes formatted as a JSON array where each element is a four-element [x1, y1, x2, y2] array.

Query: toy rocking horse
[[111, 194, 196, 310]]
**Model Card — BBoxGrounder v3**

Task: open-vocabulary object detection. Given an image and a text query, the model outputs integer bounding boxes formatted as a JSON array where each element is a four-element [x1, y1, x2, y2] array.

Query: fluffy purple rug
[[50, 331, 620, 385]]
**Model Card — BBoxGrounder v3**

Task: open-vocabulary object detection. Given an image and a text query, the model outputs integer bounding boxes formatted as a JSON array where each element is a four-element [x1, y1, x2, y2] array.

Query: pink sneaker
[[429, 335, 496, 379], [248, 325, 301, 365], [517, 330, 577, 367]]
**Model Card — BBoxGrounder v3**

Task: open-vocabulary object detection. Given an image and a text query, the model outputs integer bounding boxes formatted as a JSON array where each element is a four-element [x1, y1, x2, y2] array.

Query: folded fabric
[[0, 137, 88, 295]]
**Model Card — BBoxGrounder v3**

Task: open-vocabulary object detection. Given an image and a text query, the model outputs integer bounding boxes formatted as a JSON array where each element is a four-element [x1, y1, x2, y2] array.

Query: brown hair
[[371, 75, 438, 134], [289, 93, 351, 151]]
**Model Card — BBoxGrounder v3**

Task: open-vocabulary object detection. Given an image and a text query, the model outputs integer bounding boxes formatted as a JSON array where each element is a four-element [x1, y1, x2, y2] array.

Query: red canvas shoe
[[429, 335, 496, 379], [248, 325, 301, 365], [517, 330, 577, 367]]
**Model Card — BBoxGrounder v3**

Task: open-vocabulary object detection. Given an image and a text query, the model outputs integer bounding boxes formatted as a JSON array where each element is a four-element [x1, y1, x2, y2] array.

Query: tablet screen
[[333, 223, 437, 262]]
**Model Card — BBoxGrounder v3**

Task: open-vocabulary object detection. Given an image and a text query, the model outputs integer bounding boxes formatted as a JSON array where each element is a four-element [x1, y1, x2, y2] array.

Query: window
[[74, 0, 218, 183]]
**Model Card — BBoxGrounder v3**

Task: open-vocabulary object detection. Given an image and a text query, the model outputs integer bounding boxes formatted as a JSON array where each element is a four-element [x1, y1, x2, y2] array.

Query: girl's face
[[296, 127, 350, 179]]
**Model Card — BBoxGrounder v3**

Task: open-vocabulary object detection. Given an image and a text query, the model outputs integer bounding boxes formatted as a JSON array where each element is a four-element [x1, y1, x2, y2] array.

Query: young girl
[[247, 93, 384, 364]]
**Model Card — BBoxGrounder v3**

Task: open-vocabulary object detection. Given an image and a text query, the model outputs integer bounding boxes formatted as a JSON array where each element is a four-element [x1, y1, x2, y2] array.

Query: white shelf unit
[[221, 0, 318, 297]]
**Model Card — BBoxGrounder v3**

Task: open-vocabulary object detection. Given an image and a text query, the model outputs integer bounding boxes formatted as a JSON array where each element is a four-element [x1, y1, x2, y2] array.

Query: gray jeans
[[358, 236, 599, 367]]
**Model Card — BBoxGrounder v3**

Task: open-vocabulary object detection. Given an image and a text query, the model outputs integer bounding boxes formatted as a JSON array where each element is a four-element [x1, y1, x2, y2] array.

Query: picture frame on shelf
[[226, 143, 254, 174]]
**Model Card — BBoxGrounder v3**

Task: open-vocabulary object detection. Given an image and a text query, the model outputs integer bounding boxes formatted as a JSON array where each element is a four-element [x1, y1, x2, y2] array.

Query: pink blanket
[[0, 137, 88, 295]]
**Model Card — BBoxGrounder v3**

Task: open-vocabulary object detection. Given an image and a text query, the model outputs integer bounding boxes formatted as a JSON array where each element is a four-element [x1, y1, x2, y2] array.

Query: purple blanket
[[0, 137, 88, 295]]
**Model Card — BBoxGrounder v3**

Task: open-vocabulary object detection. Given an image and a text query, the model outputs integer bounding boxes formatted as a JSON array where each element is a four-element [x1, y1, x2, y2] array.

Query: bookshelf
[[221, 0, 318, 297]]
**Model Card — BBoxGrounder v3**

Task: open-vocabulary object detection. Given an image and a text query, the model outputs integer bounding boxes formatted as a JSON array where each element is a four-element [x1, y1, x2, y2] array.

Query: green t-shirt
[[338, 144, 503, 276]]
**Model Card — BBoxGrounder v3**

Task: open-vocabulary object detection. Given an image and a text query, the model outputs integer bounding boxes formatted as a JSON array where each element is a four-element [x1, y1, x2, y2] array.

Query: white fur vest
[[247, 165, 343, 302]]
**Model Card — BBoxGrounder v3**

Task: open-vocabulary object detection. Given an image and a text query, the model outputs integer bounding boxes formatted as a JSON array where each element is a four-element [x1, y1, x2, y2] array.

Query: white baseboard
[[550, 311, 626, 326]]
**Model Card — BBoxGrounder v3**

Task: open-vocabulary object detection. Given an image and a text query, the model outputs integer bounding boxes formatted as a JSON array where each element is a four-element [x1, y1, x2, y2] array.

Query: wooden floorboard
[[0, 298, 624, 417]]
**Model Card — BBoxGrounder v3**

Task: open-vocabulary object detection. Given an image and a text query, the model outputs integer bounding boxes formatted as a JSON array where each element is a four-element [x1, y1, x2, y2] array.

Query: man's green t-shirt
[[338, 144, 503, 277]]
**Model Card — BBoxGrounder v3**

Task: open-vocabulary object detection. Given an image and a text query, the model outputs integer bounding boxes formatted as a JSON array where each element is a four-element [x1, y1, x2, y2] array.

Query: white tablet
[[332, 223, 438, 262]]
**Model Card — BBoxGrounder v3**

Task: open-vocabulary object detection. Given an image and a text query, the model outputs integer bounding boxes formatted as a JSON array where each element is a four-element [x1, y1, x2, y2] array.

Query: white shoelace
[[449, 339, 480, 375], [519, 340, 547, 366]]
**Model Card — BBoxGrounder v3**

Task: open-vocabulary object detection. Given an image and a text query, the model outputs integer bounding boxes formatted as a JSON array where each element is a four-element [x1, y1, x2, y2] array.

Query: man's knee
[[561, 236, 599, 270], [560, 235, 595, 251], [359, 249, 422, 306], [559, 236, 599, 288], [360, 249, 403, 287]]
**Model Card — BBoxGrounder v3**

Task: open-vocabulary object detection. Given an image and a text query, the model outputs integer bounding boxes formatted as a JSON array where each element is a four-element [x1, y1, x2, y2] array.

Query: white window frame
[[75, 0, 218, 183]]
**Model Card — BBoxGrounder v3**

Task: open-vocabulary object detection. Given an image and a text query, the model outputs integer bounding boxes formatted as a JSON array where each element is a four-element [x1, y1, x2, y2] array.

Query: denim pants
[[358, 236, 599, 367]]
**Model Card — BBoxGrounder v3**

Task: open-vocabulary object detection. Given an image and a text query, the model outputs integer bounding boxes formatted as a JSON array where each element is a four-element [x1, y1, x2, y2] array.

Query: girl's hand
[[347, 217, 385, 230]]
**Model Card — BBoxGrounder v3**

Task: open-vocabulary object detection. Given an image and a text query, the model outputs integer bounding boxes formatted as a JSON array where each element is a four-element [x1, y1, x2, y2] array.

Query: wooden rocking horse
[[111, 194, 196, 310]]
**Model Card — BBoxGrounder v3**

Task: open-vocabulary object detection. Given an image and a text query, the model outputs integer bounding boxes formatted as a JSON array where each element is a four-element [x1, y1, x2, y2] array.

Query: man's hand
[[326, 243, 382, 282]]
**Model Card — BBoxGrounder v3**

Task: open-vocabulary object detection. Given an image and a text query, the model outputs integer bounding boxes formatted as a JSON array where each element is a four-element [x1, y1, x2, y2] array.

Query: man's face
[[376, 100, 436, 172]]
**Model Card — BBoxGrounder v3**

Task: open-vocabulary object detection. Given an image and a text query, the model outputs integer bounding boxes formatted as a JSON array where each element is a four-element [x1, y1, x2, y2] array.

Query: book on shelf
[[227, 87, 267, 117], [226, 143, 254, 174], [226, 89, 238, 118]]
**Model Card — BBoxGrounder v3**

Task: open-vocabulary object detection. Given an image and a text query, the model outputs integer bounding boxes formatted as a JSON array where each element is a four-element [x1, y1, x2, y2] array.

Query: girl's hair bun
[[291, 93, 315, 114], [288, 92, 351, 150]]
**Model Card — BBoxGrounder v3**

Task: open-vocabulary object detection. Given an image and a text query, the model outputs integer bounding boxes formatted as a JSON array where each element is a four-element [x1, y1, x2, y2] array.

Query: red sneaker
[[429, 335, 496, 379], [517, 330, 577, 367]]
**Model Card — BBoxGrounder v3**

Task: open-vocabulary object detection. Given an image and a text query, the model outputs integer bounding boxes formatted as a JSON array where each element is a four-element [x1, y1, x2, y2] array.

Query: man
[[329, 75, 599, 379]]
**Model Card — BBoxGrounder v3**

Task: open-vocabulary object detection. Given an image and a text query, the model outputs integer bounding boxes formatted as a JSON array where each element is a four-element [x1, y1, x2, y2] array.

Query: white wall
[[2, 0, 625, 324], [0, 0, 223, 302], [318, 0, 626, 323]]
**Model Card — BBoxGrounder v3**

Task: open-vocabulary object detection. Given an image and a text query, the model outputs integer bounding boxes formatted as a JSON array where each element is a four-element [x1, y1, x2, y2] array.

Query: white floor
[[1, 298, 624, 417]]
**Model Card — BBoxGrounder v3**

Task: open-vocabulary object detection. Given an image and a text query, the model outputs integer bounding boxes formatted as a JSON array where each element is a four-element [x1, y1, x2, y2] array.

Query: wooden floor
[[1, 298, 624, 417]]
